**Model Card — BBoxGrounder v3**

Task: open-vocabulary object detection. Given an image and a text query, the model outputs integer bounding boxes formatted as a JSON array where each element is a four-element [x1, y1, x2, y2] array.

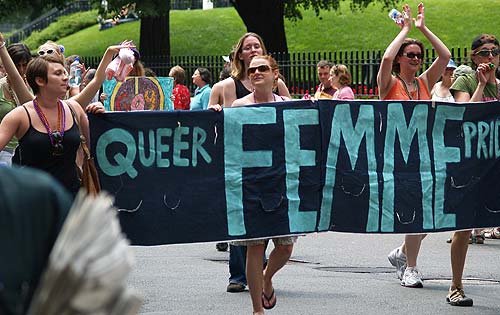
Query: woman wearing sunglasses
[[451, 34, 499, 102], [447, 33, 500, 306], [377, 0, 455, 299], [230, 56, 293, 315], [0, 34, 133, 196]]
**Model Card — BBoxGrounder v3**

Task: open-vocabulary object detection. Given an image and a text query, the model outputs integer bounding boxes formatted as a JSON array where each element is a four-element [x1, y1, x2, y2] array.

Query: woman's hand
[[106, 40, 136, 56], [86, 102, 106, 113], [413, 2, 425, 30], [476, 63, 495, 85], [400, 4, 412, 30], [208, 104, 223, 112]]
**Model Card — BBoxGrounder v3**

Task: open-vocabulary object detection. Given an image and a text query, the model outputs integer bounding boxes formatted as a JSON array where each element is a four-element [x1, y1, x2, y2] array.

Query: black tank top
[[233, 77, 251, 98], [13, 104, 81, 195]]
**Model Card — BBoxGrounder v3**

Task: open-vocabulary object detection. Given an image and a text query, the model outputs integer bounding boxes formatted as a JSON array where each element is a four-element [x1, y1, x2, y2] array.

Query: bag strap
[[67, 102, 92, 160]]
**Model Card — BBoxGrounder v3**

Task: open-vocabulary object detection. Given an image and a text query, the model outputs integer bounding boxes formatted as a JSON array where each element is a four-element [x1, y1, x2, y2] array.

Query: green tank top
[[0, 77, 19, 151]]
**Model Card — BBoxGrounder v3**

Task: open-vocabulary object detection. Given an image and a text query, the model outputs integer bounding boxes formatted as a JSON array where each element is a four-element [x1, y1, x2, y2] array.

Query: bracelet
[[0, 42, 5, 49]]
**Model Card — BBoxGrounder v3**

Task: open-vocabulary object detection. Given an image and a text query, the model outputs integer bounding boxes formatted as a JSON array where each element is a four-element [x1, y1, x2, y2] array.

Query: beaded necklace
[[396, 74, 420, 100], [33, 98, 66, 146]]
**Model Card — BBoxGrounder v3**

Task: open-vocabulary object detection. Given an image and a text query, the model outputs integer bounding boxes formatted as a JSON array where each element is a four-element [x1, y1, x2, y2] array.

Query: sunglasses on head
[[474, 48, 500, 57], [247, 65, 271, 76], [38, 49, 56, 56], [50, 131, 64, 156], [402, 52, 424, 60]]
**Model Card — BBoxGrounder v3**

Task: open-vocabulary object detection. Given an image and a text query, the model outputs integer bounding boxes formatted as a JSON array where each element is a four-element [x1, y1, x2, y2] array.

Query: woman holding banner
[[211, 55, 292, 315], [0, 35, 132, 196], [376, 2, 465, 305]]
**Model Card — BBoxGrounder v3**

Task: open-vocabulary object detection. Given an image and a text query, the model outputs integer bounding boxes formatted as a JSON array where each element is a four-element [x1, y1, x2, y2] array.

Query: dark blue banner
[[89, 100, 500, 245]]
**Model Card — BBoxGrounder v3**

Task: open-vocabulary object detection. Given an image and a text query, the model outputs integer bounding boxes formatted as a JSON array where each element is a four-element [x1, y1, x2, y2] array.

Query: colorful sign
[[102, 77, 174, 111]]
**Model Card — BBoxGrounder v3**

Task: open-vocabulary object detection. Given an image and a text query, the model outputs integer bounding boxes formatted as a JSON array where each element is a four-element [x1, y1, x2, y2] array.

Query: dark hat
[[471, 34, 499, 50]]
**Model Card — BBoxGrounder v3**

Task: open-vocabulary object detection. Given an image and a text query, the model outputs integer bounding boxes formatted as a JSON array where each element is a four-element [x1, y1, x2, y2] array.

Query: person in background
[[169, 65, 190, 110], [211, 55, 293, 315], [144, 67, 157, 77], [312, 60, 336, 99], [37, 41, 82, 98], [377, 3, 450, 290], [190, 67, 211, 110], [216, 32, 290, 107], [330, 64, 354, 100], [0, 60, 5, 78], [209, 51, 235, 107], [0, 42, 32, 165], [81, 68, 100, 103], [431, 59, 457, 102]]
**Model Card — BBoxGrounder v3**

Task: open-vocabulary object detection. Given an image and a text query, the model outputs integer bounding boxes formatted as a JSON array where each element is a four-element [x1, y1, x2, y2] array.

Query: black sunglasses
[[402, 52, 424, 60], [475, 48, 500, 57], [247, 65, 271, 76], [51, 131, 64, 156], [38, 49, 56, 56]]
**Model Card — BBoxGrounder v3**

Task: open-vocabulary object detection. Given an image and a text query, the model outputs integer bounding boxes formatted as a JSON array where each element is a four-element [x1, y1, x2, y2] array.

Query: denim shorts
[[0, 150, 13, 166]]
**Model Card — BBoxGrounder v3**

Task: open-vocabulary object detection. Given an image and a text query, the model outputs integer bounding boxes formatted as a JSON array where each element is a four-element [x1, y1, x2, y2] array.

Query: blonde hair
[[331, 64, 352, 86], [231, 32, 267, 80]]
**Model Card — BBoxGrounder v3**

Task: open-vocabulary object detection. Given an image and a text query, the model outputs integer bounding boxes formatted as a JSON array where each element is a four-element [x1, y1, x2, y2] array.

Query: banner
[[102, 77, 174, 111], [89, 100, 500, 245]]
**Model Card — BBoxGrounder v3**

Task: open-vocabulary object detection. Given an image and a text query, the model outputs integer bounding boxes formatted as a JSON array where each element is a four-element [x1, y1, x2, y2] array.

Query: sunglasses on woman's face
[[475, 49, 500, 57], [402, 52, 424, 60], [247, 65, 271, 76], [38, 49, 56, 56]]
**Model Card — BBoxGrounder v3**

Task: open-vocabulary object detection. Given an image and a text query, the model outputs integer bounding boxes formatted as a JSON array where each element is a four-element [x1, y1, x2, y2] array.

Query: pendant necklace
[[33, 98, 66, 147], [397, 75, 420, 100]]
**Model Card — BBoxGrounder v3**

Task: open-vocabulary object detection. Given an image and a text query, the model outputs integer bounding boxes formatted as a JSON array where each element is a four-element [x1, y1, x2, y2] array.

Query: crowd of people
[[1, 1, 499, 314]]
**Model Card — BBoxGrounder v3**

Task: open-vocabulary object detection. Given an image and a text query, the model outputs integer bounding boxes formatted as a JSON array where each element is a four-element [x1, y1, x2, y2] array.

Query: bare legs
[[450, 230, 471, 290], [246, 243, 293, 314], [402, 234, 427, 267]]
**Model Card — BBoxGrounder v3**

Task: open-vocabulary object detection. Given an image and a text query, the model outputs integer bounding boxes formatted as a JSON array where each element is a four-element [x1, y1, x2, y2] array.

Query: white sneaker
[[387, 246, 407, 280], [401, 266, 423, 288]]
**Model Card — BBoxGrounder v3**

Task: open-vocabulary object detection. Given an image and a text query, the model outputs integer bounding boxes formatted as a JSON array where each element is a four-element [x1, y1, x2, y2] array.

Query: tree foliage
[[284, 0, 399, 21]]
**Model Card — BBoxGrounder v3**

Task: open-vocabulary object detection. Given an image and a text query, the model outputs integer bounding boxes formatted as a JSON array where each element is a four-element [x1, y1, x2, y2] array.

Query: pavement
[[127, 232, 500, 315]]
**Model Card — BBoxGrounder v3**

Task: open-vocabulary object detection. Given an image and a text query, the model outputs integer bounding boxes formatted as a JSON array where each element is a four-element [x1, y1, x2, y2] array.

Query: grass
[[28, 0, 500, 57]]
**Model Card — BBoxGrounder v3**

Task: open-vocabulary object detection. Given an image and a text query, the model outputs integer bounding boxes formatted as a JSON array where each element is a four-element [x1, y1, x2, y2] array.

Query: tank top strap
[[21, 105, 32, 126]]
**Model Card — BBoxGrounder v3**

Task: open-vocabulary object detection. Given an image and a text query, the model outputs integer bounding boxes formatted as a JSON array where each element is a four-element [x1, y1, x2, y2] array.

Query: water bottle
[[69, 57, 82, 87], [388, 9, 404, 26]]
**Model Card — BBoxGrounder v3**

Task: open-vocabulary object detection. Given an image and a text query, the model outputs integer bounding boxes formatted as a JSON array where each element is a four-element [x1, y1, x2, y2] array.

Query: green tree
[[231, 0, 400, 53], [90, 0, 170, 60]]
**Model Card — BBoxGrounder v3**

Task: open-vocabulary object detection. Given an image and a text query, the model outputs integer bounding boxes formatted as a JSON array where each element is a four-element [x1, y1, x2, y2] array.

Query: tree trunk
[[231, 0, 287, 54], [139, 2, 170, 60]]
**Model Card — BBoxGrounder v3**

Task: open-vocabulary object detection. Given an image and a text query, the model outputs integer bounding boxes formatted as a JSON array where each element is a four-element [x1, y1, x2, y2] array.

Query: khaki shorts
[[232, 236, 298, 247]]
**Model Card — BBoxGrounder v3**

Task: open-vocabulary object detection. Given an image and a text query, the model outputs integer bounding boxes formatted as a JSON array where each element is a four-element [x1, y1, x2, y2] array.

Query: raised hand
[[400, 4, 412, 30], [414, 2, 425, 30]]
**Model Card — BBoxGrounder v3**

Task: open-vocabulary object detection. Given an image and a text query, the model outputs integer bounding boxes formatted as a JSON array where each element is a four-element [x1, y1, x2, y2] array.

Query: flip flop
[[262, 288, 277, 310]]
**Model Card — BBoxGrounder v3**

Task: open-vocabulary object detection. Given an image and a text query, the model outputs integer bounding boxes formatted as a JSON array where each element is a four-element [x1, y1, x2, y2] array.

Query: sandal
[[262, 288, 276, 310], [484, 228, 500, 239]]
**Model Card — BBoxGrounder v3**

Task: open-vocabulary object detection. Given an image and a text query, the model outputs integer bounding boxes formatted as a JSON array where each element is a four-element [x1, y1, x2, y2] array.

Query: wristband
[[0, 42, 5, 49]]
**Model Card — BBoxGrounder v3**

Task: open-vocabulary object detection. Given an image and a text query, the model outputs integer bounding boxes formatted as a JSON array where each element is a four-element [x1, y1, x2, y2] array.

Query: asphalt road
[[127, 232, 500, 315]]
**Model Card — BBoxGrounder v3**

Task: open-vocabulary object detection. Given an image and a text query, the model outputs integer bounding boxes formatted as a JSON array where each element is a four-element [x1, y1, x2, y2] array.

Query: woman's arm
[[277, 78, 291, 98], [0, 33, 34, 104], [415, 3, 451, 90], [72, 41, 135, 108], [377, 5, 412, 99]]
